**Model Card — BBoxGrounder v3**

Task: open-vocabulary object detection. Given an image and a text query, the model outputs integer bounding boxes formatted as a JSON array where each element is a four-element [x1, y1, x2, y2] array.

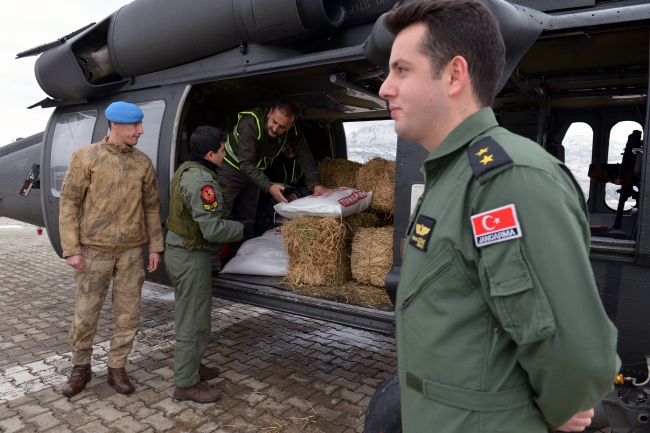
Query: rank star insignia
[[479, 154, 494, 165], [467, 137, 513, 178]]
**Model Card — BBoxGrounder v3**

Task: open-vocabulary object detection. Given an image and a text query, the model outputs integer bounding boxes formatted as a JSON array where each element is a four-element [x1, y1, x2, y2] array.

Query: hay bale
[[357, 158, 395, 213], [343, 212, 381, 237], [282, 216, 350, 286], [351, 226, 394, 287], [318, 158, 362, 189]]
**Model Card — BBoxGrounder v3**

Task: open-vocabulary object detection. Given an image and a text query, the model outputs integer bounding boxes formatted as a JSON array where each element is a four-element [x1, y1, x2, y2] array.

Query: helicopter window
[[562, 122, 593, 201], [50, 110, 98, 198], [343, 120, 397, 163], [605, 121, 643, 211], [105, 100, 166, 171]]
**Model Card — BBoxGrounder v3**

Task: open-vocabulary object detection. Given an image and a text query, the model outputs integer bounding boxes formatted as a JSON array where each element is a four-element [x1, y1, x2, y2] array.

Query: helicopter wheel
[[364, 373, 402, 433]]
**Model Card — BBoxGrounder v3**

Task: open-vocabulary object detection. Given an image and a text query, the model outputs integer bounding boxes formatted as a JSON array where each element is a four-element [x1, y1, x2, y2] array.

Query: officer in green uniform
[[378, 1, 620, 432], [165, 126, 245, 403]]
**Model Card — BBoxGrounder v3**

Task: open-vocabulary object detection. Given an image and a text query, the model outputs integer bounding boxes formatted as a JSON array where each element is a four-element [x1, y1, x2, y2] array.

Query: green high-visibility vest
[[165, 161, 228, 251], [224, 106, 298, 171]]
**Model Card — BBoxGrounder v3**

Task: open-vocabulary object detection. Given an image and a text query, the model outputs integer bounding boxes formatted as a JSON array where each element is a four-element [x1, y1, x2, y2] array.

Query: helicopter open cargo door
[[41, 84, 192, 285]]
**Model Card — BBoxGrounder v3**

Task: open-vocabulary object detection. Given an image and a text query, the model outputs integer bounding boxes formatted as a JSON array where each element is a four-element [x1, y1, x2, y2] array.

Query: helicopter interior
[[495, 24, 648, 254], [171, 22, 648, 259], [168, 58, 394, 296]]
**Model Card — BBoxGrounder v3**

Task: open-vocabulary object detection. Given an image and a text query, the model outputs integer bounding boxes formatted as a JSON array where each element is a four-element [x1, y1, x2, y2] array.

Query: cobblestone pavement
[[0, 217, 397, 433]]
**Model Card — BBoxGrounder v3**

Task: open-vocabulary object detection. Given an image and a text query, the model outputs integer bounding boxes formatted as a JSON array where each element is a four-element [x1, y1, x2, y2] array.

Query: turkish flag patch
[[470, 204, 522, 248], [201, 185, 216, 203]]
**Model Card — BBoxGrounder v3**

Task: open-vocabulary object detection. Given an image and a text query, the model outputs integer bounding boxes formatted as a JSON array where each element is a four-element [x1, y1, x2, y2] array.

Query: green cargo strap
[[225, 107, 298, 171], [405, 372, 533, 412]]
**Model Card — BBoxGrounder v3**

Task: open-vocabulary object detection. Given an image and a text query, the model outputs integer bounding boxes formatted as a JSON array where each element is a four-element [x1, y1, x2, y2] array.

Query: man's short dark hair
[[190, 126, 228, 157], [272, 100, 298, 120], [384, 0, 505, 107]]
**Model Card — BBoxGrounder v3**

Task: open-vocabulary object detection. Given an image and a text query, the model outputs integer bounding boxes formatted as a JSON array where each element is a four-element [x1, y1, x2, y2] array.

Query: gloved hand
[[242, 220, 254, 241]]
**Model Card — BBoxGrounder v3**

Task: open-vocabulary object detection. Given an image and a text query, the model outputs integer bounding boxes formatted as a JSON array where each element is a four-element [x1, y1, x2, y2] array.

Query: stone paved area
[[0, 217, 397, 432]]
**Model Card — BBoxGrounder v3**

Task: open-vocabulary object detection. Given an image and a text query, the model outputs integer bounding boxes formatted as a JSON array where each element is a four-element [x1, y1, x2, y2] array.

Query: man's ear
[[447, 55, 470, 98]]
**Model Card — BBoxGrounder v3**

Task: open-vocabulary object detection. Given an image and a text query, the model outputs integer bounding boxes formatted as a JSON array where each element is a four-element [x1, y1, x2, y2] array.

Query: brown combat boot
[[62, 364, 92, 397], [107, 367, 134, 394], [173, 381, 221, 403], [199, 363, 219, 381]]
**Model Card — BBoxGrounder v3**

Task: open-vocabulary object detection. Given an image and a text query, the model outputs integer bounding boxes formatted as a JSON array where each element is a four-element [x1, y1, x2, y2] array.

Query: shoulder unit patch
[[201, 185, 216, 203], [470, 204, 522, 247], [467, 136, 513, 179]]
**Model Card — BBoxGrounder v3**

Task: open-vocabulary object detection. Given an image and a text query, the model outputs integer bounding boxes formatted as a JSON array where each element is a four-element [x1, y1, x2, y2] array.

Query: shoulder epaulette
[[467, 136, 513, 179]]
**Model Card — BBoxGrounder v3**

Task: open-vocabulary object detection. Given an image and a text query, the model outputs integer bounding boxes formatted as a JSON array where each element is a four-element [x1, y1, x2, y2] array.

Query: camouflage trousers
[[69, 245, 145, 368]]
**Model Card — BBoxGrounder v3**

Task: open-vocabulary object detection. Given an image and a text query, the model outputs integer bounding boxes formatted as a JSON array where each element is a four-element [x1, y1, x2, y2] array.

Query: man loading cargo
[[218, 100, 331, 234]]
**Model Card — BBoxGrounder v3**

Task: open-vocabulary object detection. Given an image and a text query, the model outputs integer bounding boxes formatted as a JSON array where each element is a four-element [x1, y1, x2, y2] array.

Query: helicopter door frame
[[635, 51, 650, 266]]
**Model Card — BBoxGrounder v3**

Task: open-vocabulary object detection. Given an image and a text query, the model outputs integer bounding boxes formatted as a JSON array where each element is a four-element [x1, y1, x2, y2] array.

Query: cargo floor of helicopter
[[213, 274, 396, 335]]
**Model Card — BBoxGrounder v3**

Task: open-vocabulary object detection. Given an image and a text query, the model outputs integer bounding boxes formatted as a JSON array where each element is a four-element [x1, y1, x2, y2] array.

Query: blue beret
[[105, 102, 144, 124]]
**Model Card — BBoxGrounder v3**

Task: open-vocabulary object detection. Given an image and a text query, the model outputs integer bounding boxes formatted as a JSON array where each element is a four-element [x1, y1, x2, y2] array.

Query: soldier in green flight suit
[[378, 1, 620, 432], [165, 126, 245, 403]]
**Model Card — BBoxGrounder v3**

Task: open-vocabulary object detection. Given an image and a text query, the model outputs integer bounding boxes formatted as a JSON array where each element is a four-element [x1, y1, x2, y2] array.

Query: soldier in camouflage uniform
[[59, 101, 164, 397], [165, 126, 245, 403]]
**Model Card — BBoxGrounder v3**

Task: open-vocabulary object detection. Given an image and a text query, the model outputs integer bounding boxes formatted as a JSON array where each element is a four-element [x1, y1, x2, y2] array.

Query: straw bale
[[318, 158, 362, 189], [351, 226, 394, 287], [281, 216, 350, 286], [284, 280, 393, 309], [343, 212, 381, 237], [357, 157, 395, 213]]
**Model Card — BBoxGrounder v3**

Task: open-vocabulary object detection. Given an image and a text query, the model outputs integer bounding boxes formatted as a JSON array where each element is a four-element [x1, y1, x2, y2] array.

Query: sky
[[0, 0, 130, 147]]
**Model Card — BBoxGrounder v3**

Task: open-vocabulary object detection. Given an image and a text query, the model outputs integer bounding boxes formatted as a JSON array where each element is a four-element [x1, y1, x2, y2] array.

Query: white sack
[[220, 229, 288, 277], [273, 187, 372, 219]]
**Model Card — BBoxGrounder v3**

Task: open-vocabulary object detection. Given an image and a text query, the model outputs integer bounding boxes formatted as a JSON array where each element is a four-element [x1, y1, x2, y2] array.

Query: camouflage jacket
[[59, 136, 164, 257]]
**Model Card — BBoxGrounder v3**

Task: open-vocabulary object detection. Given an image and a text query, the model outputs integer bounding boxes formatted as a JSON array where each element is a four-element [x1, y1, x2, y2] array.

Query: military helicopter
[[0, 0, 649, 431]]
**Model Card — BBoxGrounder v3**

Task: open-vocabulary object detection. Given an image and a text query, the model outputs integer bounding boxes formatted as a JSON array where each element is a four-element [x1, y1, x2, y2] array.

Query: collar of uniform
[[421, 107, 499, 175], [100, 136, 133, 154], [189, 153, 218, 173]]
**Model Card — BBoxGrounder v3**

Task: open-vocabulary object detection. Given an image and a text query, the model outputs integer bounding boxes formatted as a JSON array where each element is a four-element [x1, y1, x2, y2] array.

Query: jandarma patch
[[470, 204, 522, 247], [409, 215, 436, 252], [201, 185, 216, 203]]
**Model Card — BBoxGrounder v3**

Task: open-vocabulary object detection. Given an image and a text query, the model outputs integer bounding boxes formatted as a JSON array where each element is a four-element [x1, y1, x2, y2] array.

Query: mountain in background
[[345, 123, 397, 163]]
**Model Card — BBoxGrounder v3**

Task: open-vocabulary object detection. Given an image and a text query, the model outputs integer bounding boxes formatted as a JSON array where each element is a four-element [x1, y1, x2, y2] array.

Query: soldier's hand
[[148, 252, 161, 272], [313, 185, 332, 195], [66, 255, 85, 270], [558, 409, 594, 431], [269, 184, 288, 203], [287, 192, 298, 202]]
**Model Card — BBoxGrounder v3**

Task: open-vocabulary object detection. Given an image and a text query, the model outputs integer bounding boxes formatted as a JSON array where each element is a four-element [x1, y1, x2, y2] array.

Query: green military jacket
[[166, 160, 243, 252], [397, 108, 620, 433]]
